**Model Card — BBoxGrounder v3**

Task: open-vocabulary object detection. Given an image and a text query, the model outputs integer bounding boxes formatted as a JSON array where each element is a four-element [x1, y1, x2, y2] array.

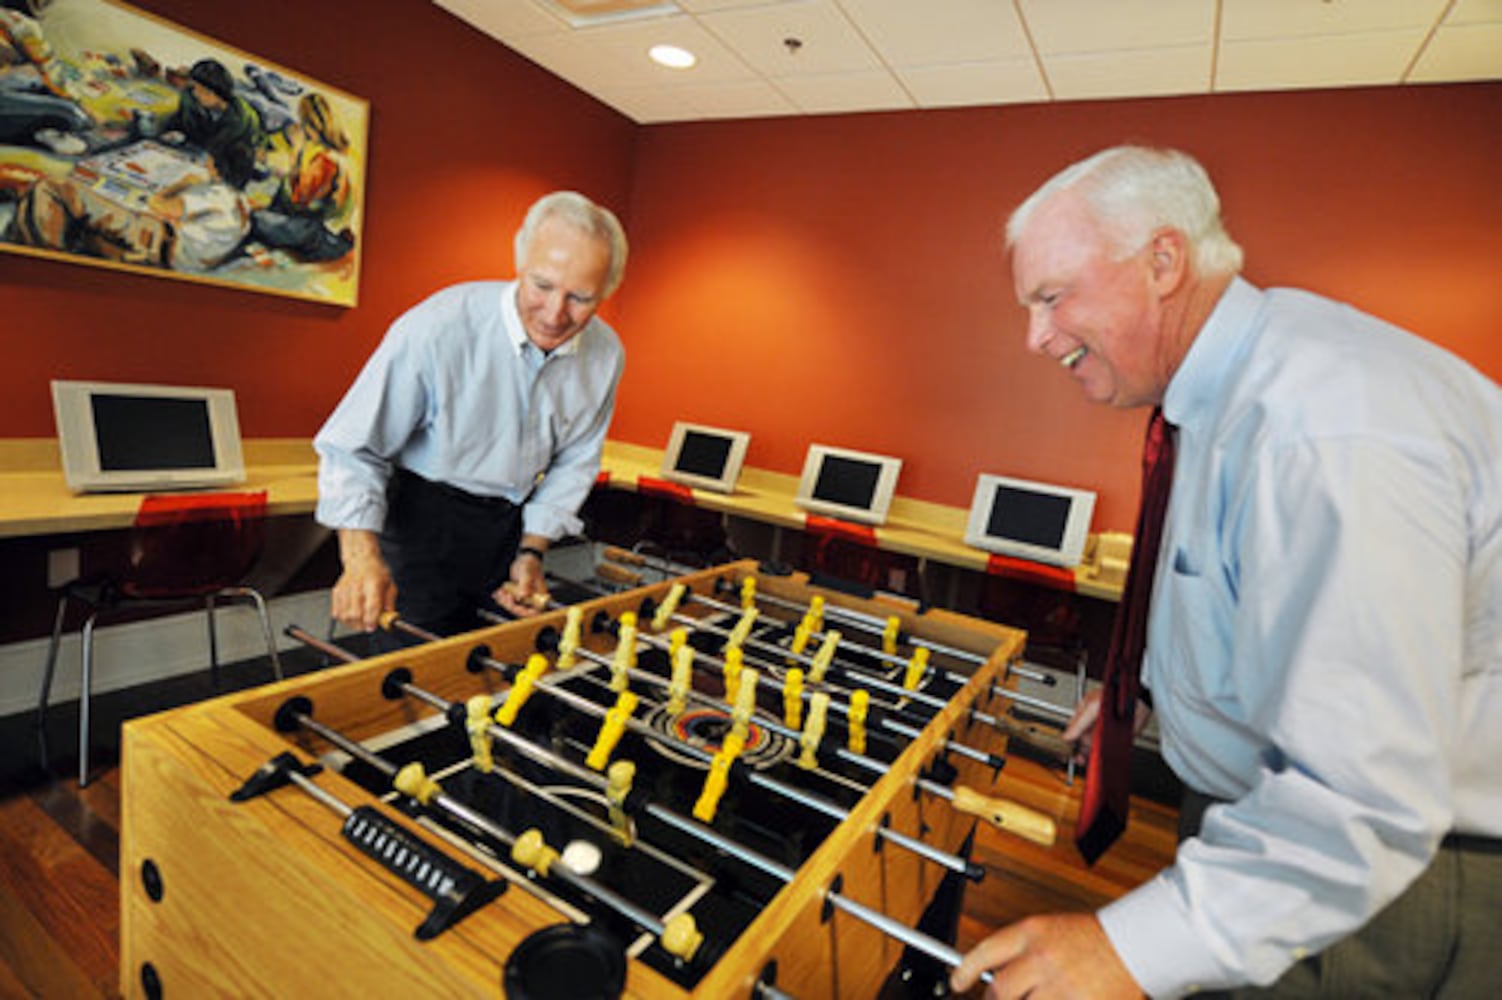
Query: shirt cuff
[[1099, 874, 1231, 999], [521, 502, 579, 543], [315, 493, 388, 533]]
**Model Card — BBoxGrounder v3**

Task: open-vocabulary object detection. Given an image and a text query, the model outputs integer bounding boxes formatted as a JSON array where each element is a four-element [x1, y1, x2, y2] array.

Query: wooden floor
[[0, 653, 1177, 999]]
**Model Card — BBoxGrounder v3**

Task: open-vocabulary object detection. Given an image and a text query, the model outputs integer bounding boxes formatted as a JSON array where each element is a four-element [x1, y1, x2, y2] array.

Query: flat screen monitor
[[52, 380, 246, 493], [659, 421, 751, 494], [795, 444, 903, 527], [964, 473, 1097, 567]]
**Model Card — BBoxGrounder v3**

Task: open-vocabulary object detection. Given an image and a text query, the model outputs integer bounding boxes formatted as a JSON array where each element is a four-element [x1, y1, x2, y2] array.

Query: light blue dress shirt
[[314, 280, 624, 541], [1099, 278, 1502, 996]]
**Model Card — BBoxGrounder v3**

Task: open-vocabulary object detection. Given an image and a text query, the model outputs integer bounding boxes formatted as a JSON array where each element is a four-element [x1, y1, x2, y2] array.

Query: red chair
[[37, 491, 284, 786]]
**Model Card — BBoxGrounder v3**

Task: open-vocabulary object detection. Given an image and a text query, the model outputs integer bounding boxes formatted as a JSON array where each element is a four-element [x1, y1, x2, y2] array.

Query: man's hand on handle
[[331, 529, 398, 632], [495, 536, 551, 617], [951, 913, 1143, 999]]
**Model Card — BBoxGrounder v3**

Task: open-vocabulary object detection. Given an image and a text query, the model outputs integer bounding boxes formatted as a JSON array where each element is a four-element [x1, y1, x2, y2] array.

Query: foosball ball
[[119, 559, 1069, 998]]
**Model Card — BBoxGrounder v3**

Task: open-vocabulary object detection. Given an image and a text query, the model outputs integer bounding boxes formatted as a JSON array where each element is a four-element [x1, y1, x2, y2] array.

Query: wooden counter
[[0, 438, 320, 539], [600, 441, 1126, 602], [0, 437, 1124, 601]]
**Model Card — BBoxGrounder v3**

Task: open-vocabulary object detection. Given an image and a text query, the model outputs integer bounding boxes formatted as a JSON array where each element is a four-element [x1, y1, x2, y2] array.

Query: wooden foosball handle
[[597, 561, 644, 586], [603, 546, 646, 566], [994, 715, 1075, 763], [950, 786, 1058, 846]]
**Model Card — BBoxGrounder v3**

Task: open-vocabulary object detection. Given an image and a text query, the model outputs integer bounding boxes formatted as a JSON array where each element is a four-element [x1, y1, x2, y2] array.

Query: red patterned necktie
[[1076, 406, 1177, 864]]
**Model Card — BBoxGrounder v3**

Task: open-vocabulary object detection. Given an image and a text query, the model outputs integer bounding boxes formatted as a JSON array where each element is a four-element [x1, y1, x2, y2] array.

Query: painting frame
[[0, 0, 369, 306]]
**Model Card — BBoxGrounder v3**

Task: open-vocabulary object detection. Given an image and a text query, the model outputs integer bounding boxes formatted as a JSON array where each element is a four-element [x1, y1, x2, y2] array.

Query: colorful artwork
[[0, 0, 368, 306]]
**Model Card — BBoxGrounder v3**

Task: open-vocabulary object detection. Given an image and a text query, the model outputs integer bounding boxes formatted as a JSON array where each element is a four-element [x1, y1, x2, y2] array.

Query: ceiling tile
[[698, 0, 883, 76], [1221, 0, 1449, 41], [897, 59, 1050, 108], [1408, 22, 1502, 81], [573, 16, 759, 84], [1218, 30, 1422, 91], [429, 0, 1501, 124], [597, 84, 702, 123], [841, 0, 1032, 67], [775, 68, 915, 114], [1046, 46, 1211, 100], [680, 78, 802, 118], [1446, 0, 1502, 25], [435, 0, 567, 38], [678, 0, 773, 10], [1021, 0, 1214, 55], [502, 30, 638, 88]]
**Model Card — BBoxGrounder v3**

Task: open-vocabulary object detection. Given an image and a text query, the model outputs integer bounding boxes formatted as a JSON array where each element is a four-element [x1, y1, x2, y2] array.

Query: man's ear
[[1147, 227, 1189, 296]]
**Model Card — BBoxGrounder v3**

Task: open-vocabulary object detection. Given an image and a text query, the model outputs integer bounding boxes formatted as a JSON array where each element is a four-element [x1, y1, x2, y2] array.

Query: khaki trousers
[[1179, 789, 1501, 999]]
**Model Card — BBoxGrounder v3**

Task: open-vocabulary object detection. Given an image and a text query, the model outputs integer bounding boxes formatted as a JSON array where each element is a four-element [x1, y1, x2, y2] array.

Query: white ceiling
[[433, 0, 1502, 124]]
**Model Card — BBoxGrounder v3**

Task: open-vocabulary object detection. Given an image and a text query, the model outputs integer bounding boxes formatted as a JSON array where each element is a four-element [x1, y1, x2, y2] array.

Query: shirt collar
[[501, 279, 586, 359], [1162, 275, 1262, 430]]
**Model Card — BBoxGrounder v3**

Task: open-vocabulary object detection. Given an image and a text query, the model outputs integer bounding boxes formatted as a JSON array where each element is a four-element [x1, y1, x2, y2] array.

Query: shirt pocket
[[1156, 549, 1237, 713]]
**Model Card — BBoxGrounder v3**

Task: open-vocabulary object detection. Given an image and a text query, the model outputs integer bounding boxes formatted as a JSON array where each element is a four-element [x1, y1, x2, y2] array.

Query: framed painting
[[0, 0, 368, 306]]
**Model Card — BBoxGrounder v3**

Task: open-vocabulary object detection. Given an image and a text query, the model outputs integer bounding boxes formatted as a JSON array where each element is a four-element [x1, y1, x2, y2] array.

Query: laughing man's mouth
[[1061, 346, 1087, 370]]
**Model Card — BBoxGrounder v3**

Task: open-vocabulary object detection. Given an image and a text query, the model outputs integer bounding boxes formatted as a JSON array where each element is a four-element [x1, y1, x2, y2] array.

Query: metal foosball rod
[[529, 627, 1021, 872], [230, 751, 508, 941], [693, 579, 1072, 724], [700, 581, 1060, 692], [584, 618, 1058, 846], [270, 692, 709, 963], [436, 609, 1056, 849], [597, 614, 985, 767], [699, 570, 990, 665], [283, 626, 996, 986], [515, 587, 1026, 775], [376, 617, 1046, 862], [491, 582, 1074, 772], [381, 673, 995, 989], [615, 588, 1073, 753], [587, 566, 1074, 761], [596, 548, 985, 670]]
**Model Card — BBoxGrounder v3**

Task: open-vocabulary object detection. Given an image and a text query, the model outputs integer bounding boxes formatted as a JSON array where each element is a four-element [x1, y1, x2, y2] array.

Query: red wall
[[614, 84, 1502, 530], [0, 0, 636, 440], [4, 5, 1497, 536]]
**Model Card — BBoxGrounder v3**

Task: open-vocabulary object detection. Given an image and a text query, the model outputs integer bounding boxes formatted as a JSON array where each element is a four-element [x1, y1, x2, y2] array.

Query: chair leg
[[79, 611, 98, 788], [37, 594, 69, 773], [220, 587, 284, 683], [205, 593, 221, 691]]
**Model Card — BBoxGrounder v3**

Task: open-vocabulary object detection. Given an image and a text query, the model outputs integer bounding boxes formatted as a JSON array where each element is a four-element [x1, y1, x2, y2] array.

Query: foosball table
[[120, 559, 1072, 998]]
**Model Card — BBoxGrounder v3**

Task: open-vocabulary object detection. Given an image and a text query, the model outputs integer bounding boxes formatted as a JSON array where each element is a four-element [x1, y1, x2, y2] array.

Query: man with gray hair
[[953, 146, 1500, 997], [316, 191, 628, 637]]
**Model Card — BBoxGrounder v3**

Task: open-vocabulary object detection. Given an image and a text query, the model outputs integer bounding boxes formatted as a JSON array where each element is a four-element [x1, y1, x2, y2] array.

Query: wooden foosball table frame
[[121, 560, 1049, 998]]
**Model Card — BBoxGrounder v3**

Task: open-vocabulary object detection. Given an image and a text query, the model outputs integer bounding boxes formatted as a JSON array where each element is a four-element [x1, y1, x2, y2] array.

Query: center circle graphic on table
[[641, 703, 793, 771]]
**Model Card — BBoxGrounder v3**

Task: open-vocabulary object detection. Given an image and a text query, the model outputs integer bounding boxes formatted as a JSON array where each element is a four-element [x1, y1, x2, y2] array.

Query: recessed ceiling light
[[649, 44, 696, 69]]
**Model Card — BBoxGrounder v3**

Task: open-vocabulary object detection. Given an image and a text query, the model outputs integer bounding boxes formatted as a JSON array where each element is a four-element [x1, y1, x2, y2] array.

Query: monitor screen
[[92, 393, 217, 472], [812, 455, 882, 509], [659, 421, 751, 494], [795, 444, 902, 526], [675, 430, 733, 480], [52, 380, 246, 493], [964, 473, 1096, 567], [985, 484, 1071, 549]]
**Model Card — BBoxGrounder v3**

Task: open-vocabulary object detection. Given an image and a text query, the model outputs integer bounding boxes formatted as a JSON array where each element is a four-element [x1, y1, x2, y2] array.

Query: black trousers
[[377, 467, 523, 644], [1179, 788, 1501, 998]]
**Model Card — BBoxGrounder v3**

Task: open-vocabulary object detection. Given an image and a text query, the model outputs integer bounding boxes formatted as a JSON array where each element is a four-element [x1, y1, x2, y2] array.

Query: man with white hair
[[316, 191, 628, 636], [953, 146, 1501, 997]]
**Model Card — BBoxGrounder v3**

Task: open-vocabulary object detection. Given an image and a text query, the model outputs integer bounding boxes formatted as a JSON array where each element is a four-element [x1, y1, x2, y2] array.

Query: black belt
[[394, 467, 517, 511], [1442, 831, 1502, 854]]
